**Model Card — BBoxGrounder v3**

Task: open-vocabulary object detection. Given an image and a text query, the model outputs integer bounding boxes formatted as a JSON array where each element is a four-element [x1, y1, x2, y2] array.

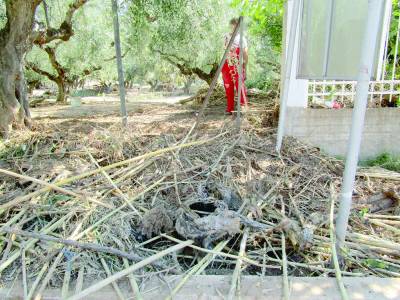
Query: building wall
[[284, 0, 308, 108], [285, 108, 400, 159]]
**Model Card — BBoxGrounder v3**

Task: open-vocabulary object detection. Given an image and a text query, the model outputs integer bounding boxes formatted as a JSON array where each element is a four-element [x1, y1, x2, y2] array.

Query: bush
[[362, 153, 400, 172]]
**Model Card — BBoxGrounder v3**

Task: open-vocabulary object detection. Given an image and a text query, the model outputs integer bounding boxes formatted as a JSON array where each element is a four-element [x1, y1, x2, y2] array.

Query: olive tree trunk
[[56, 79, 67, 103], [0, 0, 42, 138]]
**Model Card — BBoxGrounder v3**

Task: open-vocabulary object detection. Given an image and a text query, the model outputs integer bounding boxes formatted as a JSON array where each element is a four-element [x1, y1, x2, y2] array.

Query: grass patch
[[0, 140, 27, 160], [361, 153, 400, 172]]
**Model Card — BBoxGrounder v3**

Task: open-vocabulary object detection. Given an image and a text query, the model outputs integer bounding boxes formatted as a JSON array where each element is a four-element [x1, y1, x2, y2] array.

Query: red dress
[[222, 46, 247, 113]]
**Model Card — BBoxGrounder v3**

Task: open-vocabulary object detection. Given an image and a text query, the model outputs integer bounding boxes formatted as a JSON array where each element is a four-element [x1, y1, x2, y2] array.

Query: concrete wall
[[285, 108, 400, 159]]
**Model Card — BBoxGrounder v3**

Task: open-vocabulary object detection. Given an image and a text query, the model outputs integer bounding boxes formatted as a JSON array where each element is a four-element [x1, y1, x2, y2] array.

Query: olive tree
[[0, 0, 91, 137], [26, 0, 107, 103], [0, 0, 42, 138], [127, 0, 233, 85]]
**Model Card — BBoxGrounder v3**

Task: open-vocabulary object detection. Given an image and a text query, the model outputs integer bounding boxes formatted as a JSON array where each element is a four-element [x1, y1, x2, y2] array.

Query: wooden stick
[[364, 214, 400, 220], [0, 213, 72, 273], [368, 219, 400, 235], [281, 199, 290, 300], [22, 248, 28, 300], [0, 133, 226, 211], [1, 227, 168, 270], [61, 263, 72, 299], [67, 240, 192, 300], [368, 218, 400, 225], [85, 149, 141, 217], [27, 263, 49, 300], [0, 168, 81, 198], [347, 232, 400, 251], [74, 265, 85, 295], [195, 20, 241, 122], [161, 234, 280, 270], [122, 258, 143, 300], [0, 233, 15, 268], [34, 251, 65, 300], [228, 228, 249, 300], [165, 241, 227, 300], [100, 257, 126, 300], [281, 232, 290, 300]]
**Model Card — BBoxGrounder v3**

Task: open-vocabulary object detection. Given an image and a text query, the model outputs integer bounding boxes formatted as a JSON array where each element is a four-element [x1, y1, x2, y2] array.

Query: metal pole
[[111, 0, 128, 127], [336, 0, 383, 248], [236, 16, 244, 128], [276, 0, 301, 152]]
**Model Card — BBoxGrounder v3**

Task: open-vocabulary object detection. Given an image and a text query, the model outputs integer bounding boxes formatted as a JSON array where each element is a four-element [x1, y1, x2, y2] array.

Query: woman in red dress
[[222, 18, 248, 114]]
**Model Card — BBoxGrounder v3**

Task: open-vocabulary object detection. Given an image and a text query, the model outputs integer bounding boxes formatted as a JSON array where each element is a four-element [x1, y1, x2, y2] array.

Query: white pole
[[276, 0, 301, 152], [236, 16, 244, 128], [335, 0, 383, 248]]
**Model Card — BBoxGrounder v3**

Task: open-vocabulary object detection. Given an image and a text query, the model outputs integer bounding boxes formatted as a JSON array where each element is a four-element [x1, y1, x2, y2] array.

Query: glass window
[[297, 0, 385, 80]]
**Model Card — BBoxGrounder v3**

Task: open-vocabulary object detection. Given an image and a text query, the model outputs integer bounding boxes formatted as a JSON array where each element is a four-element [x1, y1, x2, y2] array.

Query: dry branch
[[67, 241, 193, 300], [1, 227, 170, 270]]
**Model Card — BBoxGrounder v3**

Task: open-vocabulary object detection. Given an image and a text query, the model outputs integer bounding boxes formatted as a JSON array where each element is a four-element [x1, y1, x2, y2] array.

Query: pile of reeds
[[0, 108, 399, 299]]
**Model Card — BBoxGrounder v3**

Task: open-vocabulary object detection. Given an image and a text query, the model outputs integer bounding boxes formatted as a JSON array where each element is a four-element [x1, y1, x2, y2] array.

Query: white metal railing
[[308, 80, 400, 107], [308, 1, 400, 108]]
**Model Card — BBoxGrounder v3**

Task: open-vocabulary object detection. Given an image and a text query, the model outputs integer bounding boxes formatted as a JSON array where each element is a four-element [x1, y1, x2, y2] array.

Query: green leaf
[[363, 259, 388, 269]]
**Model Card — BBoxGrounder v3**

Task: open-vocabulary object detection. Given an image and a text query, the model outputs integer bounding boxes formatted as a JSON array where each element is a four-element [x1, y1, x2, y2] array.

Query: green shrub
[[362, 153, 400, 172]]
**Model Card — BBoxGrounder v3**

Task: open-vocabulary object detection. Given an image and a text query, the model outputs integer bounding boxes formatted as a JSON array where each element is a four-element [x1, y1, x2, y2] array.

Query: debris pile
[[0, 111, 399, 297], [182, 84, 278, 108]]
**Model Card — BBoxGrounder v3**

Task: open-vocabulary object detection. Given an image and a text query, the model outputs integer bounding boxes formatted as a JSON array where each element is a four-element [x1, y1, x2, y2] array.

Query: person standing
[[222, 18, 248, 115]]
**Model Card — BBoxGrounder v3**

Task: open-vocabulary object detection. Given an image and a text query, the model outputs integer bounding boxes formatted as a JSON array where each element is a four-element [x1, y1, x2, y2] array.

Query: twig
[[281, 199, 290, 300], [1, 227, 168, 270], [165, 241, 227, 300], [22, 247, 28, 300], [122, 258, 143, 300], [0, 234, 15, 268], [85, 149, 142, 217], [364, 214, 400, 220], [228, 228, 249, 300], [34, 251, 65, 300], [61, 261, 72, 299], [74, 265, 85, 295], [0, 168, 81, 198], [67, 240, 192, 300], [281, 232, 289, 300], [100, 257, 126, 300], [368, 219, 400, 235], [161, 234, 280, 270], [27, 263, 49, 300], [0, 213, 72, 273], [0, 133, 227, 211]]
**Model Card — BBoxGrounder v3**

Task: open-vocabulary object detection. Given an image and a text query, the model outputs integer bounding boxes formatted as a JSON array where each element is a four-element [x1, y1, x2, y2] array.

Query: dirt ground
[[30, 94, 194, 120]]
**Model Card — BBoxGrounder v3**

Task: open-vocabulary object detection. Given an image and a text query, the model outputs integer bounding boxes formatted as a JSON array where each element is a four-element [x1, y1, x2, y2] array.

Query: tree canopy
[[5, 0, 285, 97], [26, 0, 114, 101], [126, 0, 234, 84]]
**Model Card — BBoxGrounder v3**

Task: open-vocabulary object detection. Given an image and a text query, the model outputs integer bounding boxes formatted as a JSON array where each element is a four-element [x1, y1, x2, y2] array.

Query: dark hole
[[189, 202, 216, 216]]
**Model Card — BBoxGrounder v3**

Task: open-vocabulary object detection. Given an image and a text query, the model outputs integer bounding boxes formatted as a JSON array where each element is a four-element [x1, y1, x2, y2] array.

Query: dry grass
[[0, 104, 399, 298]]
